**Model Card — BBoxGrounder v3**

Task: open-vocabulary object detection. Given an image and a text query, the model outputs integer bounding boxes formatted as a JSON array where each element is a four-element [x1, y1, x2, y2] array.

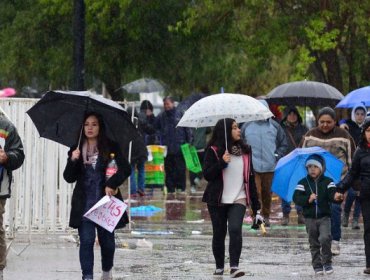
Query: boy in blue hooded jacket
[[293, 154, 337, 275]]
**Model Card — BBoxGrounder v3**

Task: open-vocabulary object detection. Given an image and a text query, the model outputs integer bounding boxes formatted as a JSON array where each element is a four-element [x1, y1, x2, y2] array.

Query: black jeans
[[207, 203, 246, 269], [164, 153, 186, 192], [361, 198, 370, 267]]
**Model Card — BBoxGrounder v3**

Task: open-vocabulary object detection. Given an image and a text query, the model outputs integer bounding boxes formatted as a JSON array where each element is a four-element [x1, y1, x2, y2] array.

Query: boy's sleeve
[[293, 180, 310, 207]]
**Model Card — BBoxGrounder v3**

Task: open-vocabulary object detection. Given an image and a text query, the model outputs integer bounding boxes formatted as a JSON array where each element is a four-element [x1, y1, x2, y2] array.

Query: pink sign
[[84, 195, 128, 232]]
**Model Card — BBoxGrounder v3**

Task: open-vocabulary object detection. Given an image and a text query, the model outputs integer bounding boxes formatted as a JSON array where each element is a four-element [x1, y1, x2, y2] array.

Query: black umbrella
[[26, 90, 141, 151], [266, 81, 344, 107], [177, 92, 206, 115]]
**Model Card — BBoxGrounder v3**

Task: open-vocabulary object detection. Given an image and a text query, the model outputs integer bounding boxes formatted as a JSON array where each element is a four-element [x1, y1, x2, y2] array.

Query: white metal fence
[[0, 98, 74, 236]]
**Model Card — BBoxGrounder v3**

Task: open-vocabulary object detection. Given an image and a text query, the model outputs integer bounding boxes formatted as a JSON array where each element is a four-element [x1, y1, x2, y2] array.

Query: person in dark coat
[[337, 118, 370, 274], [0, 115, 25, 279], [280, 106, 308, 225], [339, 104, 366, 229], [63, 112, 131, 280], [155, 96, 192, 196], [203, 118, 261, 278]]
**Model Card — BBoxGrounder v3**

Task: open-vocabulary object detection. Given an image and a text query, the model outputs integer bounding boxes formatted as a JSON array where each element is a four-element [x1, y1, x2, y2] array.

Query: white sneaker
[[331, 240, 340, 255], [101, 269, 112, 280]]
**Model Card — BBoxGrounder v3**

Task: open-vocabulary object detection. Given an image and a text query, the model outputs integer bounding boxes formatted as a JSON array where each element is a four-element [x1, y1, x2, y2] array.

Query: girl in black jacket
[[202, 118, 261, 278], [63, 112, 131, 280], [338, 118, 370, 274]]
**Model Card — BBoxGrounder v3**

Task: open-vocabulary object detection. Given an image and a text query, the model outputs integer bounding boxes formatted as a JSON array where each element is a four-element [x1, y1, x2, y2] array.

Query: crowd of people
[[1, 93, 370, 279]]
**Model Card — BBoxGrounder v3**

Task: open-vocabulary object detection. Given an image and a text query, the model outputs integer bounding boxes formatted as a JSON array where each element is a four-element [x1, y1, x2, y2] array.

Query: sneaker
[[323, 264, 333, 274], [314, 267, 324, 275], [213, 268, 224, 275], [230, 268, 245, 278], [341, 212, 349, 227], [331, 240, 340, 255], [101, 269, 113, 280], [352, 219, 360, 230], [137, 189, 146, 197], [297, 212, 305, 225], [281, 214, 289, 226], [364, 267, 370, 274]]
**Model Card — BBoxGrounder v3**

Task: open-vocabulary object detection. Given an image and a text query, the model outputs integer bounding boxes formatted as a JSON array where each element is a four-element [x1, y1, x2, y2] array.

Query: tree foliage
[[0, 0, 368, 99]]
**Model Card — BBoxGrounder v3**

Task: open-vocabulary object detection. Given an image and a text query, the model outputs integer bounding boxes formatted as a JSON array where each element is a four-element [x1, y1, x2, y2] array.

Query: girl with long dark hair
[[63, 112, 131, 280], [202, 118, 262, 278]]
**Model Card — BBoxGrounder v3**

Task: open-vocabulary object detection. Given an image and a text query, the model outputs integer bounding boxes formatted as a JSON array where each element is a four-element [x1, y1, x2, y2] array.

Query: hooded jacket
[[342, 104, 367, 145], [293, 155, 337, 218], [280, 106, 308, 153], [0, 117, 25, 198]]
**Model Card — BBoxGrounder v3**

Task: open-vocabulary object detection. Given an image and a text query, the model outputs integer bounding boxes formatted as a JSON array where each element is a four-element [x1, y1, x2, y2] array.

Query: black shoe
[[230, 268, 245, 278], [364, 268, 370, 274], [213, 269, 224, 275]]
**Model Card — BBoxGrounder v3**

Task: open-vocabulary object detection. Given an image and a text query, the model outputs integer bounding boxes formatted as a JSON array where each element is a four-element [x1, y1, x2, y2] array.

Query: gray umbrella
[[266, 80, 344, 107], [121, 78, 165, 94]]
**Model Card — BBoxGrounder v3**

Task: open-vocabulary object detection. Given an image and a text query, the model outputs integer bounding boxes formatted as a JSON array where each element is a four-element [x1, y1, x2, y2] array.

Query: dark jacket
[[202, 145, 260, 213], [138, 112, 158, 145], [0, 117, 25, 198], [344, 119, 362, 145], [293, 175, 336, 219], [63, 140, 131, 229], [155, 108, 192, 155], [338, 146, 370, 199], [280, 107, 308, 153]]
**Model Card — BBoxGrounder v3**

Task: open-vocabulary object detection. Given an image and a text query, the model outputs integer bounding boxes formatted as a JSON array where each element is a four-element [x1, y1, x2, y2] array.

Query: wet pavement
[[4, 181, 368, 279]]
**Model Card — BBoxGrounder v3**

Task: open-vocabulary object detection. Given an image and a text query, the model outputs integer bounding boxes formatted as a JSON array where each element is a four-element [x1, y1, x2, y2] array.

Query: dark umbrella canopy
[[177, 92, 206, 115], [121, 78, 165, 94], [26, 91, 141, 151], [266, 81, 344, 107]]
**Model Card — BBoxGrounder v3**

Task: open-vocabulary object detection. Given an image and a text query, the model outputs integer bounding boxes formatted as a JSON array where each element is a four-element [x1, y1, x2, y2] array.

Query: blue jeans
[[331, 203, 342, 241], [130, 162, 145, 194], [281, 199, 303, 215], [344, 188, 361, 219], [78, 221, 115, 278]]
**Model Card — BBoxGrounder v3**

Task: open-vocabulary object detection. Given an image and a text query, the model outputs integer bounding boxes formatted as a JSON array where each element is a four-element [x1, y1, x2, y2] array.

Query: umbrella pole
[[224, 118, 228, 151], [128, 102, 136, 231]]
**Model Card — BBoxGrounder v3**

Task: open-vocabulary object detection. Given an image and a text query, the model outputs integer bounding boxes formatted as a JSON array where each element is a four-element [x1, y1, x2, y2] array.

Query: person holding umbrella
[[203, 118, 262, 278], [293, 154, 339, 275], [300, 107, 356, 256], [63, 112, 131, 280]]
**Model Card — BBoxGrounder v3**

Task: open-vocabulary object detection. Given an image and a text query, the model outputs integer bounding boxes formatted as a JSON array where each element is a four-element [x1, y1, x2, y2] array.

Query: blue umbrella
[[271, 146, 344, 203], [335, 86, 370, 108]]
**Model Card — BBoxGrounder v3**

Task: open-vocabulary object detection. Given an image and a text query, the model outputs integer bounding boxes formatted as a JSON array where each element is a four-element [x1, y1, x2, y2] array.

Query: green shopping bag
[[181, 143, 202, 173]]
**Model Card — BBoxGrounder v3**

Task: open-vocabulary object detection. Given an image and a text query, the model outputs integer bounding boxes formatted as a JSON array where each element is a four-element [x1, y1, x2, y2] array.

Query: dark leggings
[[207, 203, 246, 269], [361, 198, 370, 267]]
